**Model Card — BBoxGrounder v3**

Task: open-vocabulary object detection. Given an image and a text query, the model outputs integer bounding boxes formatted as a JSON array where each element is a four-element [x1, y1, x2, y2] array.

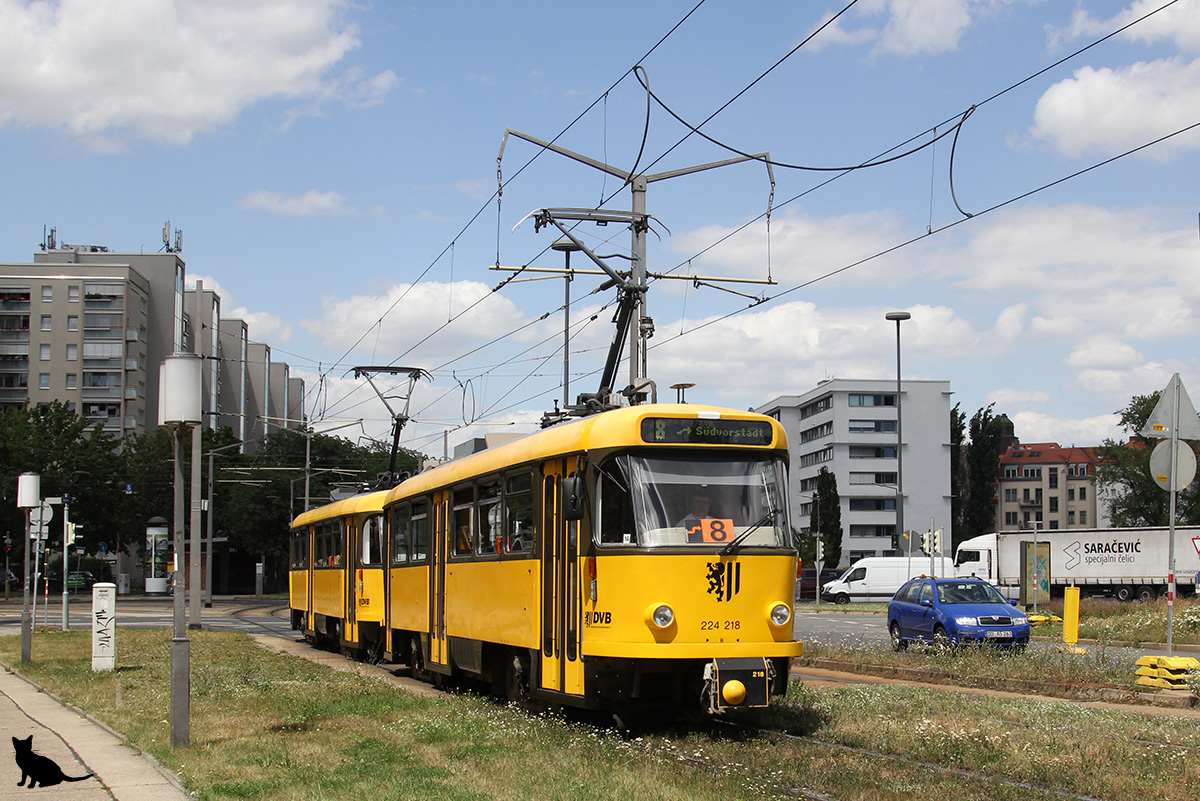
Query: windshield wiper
[[719, 511, 773, 556]]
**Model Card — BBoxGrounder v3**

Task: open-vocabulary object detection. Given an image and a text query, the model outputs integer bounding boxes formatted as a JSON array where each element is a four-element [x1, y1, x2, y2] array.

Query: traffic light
[[815, 538, 825, 564], [932, 528, 944, 554], [66, 522, 77, 545], [921, 530, 932, 553]]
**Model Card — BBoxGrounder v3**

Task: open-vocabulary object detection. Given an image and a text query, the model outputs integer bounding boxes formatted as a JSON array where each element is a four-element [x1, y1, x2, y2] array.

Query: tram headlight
[[651, 604, 674, 629], [770, 603, 791, 627]]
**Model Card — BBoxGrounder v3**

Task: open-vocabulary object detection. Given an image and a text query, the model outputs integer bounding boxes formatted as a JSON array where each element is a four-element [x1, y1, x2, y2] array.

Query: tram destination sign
[[641, 417, 773, 446]]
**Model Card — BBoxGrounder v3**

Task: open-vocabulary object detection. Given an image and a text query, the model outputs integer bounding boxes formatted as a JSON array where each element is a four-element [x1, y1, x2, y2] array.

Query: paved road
[[792, 605, 1200, 668]]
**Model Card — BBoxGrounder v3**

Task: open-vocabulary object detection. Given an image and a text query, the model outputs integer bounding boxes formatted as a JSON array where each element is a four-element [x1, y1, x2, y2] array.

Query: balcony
[[81, 386, 122, 398]]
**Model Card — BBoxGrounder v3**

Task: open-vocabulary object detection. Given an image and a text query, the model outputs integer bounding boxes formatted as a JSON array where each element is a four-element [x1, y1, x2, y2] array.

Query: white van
[[821, 556, 955, 604]]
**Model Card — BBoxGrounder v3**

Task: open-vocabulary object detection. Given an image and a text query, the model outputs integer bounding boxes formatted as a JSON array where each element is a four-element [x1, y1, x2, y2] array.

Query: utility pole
[[499, 128, 775, 398]]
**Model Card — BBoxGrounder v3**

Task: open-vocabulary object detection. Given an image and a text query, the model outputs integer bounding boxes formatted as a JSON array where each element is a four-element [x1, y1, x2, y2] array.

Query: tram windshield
[[596, 453, 791, 549]]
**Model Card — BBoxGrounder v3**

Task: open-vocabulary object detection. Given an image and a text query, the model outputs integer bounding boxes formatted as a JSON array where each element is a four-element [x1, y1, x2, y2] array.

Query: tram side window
[[313, 524, 326, 567], [477, 478, 502, 555], [598, 466, 636, 545], [504, 472, 535, 554], [361, 514, 384, 566], [291, 529, 308, 569], [391, 505, 410, 565], [453, 486, 474, 556], [317, 520, 343, 567], [411, 501, 428, 562]]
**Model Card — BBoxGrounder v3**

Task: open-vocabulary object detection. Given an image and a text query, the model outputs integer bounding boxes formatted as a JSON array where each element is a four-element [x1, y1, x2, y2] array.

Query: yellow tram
[[289, 403, 802, 716]]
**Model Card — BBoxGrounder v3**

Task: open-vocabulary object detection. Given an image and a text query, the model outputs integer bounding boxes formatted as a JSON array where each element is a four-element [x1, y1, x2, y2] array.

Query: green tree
[[1096, 393, 1200, 526], [813, 466, 842, 568], [963, 404, 1005, 539], [0, 401, 123, 565], [949, 403, 968, 548], [214, 428, 417, 564]]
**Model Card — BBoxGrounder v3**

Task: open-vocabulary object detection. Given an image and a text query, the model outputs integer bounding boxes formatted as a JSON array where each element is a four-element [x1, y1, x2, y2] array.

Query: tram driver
[[676, 489, 714, 528]]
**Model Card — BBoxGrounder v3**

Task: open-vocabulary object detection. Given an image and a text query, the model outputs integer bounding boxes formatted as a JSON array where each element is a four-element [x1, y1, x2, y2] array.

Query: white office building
[[756, 379, 953, 567]]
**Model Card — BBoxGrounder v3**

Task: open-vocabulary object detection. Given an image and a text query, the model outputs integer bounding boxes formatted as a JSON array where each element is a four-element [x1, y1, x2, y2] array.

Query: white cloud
[[806, 0, 1021, 57], [1074, 362, 1170, 397], [1030, 58, 1200, 159], [648, 301, 984, 404], [302, 280, 530, 368], [873, 0, 973, 56], [935, 205, 1199, 343], [804, 12, 877, 52], [1049, 1, 1200, 54], [186, 273, 294, 343], [1066, 340, 1143, 369], [666, 208, 912, 287], [0, 0, 395, 148], [986, 388, 1050, 406], [1009, 410, 1121, 444], [1034, 0, 1200, 158], [238, 190, 353, 217]]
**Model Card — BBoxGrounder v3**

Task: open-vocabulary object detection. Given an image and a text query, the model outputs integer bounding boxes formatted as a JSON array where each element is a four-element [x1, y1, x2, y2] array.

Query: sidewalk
[[0, 663, 189, 800]]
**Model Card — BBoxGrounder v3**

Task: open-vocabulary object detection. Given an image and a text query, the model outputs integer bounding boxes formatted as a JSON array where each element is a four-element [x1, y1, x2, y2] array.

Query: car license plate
[[985, 630, 1013, 638]]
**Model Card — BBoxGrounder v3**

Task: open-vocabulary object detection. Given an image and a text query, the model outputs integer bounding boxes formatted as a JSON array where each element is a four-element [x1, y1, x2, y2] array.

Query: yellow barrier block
[[1136, 666, 1191, 679], [1135, 676, 1182, 689], [1135, 655, 1200, 671]]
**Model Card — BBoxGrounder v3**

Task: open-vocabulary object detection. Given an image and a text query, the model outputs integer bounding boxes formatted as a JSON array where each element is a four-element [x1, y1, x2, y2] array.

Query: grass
[[3, 628, 1199, 800], [797, 637, 1139, 696], [0, 629, 778, 800], [753, 682, 1200, 800]]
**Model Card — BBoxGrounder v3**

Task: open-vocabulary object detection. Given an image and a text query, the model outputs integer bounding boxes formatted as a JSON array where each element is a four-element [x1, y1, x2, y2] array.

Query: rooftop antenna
[[162, 221, 171, 250], [351, 366, 430, 487]]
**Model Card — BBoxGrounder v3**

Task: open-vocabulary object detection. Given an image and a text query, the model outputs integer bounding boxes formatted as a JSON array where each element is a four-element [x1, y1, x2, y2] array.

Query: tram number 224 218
[[700, 620, 742, 631]]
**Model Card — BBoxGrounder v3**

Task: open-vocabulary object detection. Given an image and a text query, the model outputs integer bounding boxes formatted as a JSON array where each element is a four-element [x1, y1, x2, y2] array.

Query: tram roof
[[291, 487, 390, 529], [385, 403, 786, 505]]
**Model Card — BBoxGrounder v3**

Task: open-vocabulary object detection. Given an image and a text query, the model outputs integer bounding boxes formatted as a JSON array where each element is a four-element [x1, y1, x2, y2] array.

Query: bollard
[[92, 582, 116, 671], [1062, 585, 1080, 646]]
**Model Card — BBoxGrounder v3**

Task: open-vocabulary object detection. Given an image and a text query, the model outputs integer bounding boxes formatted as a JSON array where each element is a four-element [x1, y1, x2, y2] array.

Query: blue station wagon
[[888, 577, 1030, 650]]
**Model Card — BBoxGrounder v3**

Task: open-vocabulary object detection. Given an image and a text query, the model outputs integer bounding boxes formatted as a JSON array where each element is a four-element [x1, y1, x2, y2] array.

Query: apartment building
[[0, 241, 302, 443], [0, 249, 166, 435], [995, 442, 1099, 531], [757, 378, 953, 566]]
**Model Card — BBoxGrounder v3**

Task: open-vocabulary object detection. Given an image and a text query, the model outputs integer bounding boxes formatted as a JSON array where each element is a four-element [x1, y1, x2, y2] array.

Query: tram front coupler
[[702, 657, 773, 714]]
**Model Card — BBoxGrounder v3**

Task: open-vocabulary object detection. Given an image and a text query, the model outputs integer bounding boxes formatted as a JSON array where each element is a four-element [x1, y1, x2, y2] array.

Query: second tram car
[[290, 404, 801, 716]]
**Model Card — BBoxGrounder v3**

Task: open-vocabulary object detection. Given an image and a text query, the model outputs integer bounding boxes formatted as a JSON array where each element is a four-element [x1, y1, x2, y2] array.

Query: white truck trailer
[[954, 527, 1200, 602]]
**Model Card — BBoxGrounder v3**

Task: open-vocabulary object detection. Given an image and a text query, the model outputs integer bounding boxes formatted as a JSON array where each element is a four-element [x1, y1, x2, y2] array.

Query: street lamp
[[885, 311, 911, 563], [159, 352, 202, 747], [551, 236, 581, 408]]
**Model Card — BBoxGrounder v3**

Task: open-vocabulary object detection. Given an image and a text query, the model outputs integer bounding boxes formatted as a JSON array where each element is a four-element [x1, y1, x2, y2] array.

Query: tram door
[[540, 457, 585, 696], [427, 492, 449, 670], [305, 526, 315, 637], [344, 516, 358, 646]]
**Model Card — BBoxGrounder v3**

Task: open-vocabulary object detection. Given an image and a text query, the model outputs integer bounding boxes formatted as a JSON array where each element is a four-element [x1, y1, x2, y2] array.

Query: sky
[[0, 0, 1197, 457]]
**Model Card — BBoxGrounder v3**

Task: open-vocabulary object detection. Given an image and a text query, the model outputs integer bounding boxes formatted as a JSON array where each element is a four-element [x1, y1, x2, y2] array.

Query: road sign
[[30, 501, 53, 527], [1141, 374, 1200, 440], [1150, 439, 1197, 491]]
